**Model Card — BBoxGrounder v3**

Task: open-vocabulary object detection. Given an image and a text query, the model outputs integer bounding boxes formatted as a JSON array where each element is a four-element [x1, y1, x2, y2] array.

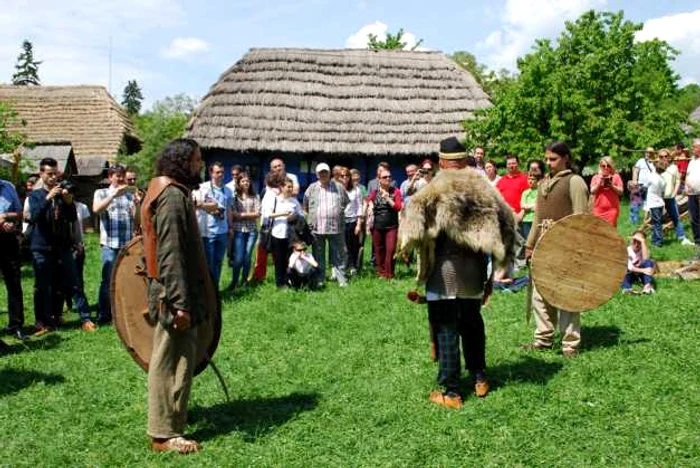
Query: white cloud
[[477, 0, 607, 71], [162, 37, 210, 59], [0, 0, 183, 105], [345, 21, 428, 50], [636, 9, 700, 85]]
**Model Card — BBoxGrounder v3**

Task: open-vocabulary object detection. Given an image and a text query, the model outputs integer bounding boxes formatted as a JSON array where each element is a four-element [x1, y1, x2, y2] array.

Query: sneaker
[[642, 285, 655, 295], [680, 238, 694, 246], [429, 391, 463, 410], [622, 288, 633, 295], [81, 321, 98, 332]]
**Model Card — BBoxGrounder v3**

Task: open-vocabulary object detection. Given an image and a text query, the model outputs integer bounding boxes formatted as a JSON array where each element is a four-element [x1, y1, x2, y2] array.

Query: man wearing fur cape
[[399, 137, 517, 409]]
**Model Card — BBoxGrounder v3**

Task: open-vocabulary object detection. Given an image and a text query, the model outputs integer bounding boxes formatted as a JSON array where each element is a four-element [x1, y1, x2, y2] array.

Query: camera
[[214, 206, 225, 220], [58, 180, 75, 193]]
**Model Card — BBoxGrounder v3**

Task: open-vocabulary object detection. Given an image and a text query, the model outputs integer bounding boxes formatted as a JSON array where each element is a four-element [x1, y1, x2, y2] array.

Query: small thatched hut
[[186, 48, 491, 191], [0, 85, 141, 206]]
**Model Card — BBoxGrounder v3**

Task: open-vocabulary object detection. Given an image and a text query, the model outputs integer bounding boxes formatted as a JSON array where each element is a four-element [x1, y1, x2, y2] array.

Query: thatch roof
[[0, 143, 77, 175], [186, 48, 491, 156], [75, 155, 110, 177], [0, 85, 141, 160], [691, 105, 700, 123]]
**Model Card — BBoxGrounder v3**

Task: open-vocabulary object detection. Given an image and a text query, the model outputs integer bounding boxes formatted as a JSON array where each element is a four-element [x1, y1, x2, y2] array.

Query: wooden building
[[186, 48, 491, 191]]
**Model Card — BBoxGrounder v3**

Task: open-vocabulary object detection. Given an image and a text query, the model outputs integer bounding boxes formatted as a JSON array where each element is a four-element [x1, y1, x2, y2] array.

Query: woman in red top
[[368, 167, 402, 278], [590, 156, 624, 226]]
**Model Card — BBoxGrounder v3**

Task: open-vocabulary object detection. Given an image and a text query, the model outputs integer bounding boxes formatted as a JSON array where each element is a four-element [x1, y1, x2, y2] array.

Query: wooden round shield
[[531, 214, 627, 312], [110, 235, 222, 376]]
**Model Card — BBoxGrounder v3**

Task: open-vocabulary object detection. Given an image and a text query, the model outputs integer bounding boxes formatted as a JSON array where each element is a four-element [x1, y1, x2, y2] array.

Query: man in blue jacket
[[28, 158, 95, 334]]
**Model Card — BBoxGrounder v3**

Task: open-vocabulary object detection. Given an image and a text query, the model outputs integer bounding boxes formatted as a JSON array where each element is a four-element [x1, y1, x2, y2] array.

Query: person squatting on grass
[[141, 138, 208, 454], [399, 137, 517, 410], [622, 230, 656, 295], [523, 141, 590, 358]]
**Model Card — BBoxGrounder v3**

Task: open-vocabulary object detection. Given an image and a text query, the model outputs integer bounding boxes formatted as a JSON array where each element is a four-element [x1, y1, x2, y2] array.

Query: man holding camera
[[93, 165, 136, 325], [193, 161, 233, 287], [29, 158, 93, 333], [400, 164, 427, 207]]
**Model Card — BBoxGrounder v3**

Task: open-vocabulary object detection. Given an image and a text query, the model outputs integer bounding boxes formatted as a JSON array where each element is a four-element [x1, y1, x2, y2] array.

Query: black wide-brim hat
[[439, 137, 467, 160]]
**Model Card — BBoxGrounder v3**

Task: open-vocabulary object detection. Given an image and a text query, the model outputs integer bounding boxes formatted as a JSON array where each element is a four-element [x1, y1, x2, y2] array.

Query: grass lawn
[[1, 204, 699, 467]]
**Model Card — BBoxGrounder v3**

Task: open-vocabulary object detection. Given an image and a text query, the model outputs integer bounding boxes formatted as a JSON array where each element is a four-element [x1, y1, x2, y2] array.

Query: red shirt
[[496, 172, 529, 213]]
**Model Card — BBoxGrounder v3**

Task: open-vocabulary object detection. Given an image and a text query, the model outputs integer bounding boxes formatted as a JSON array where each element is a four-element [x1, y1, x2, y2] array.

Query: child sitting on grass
[[622, 230, 656, 294], [287, 241, 320, 289]]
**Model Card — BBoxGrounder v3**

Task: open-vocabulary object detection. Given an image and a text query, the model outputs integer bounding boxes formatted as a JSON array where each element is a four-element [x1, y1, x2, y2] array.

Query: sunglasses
[[380, 176, 391, 180], [127, 178, 137, 182]]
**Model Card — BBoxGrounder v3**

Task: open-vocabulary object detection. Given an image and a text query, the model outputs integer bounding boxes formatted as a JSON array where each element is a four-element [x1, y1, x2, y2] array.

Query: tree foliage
[[450, 51, 514, 97], [463, 10, 687, 169], [118, 94, 196, 181], [12, 40, 42, 86], [121, 80, 144, 116], [367, 28, 423, 51], [0, 102, 28, 183]]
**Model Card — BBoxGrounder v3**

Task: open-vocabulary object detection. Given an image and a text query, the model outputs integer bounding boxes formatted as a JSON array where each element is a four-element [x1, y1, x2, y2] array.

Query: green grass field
[[1, 206, 699, 467]]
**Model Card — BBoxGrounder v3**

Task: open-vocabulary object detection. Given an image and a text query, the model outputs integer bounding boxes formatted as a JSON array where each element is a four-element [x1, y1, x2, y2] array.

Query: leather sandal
[[429, 391, 463, 409], [151, 437, 201, 454]]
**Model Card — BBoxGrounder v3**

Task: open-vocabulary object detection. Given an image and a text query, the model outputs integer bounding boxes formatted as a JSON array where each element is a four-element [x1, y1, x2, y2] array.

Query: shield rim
[[530, 213, 627, 313]]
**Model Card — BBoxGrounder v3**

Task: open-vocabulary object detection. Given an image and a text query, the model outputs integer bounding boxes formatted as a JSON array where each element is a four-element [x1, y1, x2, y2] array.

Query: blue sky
[[1, 0, 698, 109]]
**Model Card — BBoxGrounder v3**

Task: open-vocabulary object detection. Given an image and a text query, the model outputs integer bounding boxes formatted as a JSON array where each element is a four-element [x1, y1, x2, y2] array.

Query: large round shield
[[531, 214, 627, 312], [110, 235, 222, 376]]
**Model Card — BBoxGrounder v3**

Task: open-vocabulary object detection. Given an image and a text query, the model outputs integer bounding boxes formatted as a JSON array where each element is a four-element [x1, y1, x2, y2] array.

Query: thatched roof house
[[186, 48, 490, 188], [0, 85, 141, 165]]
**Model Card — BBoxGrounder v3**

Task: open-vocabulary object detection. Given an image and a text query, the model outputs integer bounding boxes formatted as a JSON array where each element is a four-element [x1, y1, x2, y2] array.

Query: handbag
[[259, 197, 277, 251]]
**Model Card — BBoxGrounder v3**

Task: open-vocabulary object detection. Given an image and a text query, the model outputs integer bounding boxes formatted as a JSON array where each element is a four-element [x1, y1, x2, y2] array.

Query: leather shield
[[110, 235, 221, 376], [531, 214, 627, 313]]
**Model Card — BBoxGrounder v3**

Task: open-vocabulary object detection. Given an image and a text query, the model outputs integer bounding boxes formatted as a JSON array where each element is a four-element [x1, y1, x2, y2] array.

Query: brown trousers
[[147, 322, 197, 439], [532, 285, 581, 351]]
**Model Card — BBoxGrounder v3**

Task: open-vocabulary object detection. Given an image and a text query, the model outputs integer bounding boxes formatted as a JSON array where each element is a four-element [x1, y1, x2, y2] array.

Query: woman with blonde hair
[[590, 156, 624, 226]]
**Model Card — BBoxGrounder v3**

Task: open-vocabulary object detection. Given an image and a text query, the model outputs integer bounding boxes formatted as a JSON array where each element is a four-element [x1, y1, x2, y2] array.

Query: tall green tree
[[12, 40, 42, 86], [367, 28, 423, 51], [118, 93, 196, 180], [464, 10, 687, 169], [121, 80, 144, 116]]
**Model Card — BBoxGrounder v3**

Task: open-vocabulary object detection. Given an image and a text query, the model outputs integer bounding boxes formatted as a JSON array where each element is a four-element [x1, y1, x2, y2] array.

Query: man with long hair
[[141, 138, 206, 454]]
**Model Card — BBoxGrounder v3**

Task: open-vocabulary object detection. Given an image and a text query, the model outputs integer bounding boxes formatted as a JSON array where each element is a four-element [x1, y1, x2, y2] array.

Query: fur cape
[[398, 168, 518, 284]]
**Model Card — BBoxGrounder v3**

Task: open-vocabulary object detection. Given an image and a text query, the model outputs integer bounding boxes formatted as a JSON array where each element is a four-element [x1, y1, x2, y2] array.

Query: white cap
[[315, 162, 330, 173]]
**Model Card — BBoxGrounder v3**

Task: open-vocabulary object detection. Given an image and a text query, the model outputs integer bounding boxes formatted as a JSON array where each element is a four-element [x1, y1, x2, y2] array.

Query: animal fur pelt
[[398, 168, 518, 284]]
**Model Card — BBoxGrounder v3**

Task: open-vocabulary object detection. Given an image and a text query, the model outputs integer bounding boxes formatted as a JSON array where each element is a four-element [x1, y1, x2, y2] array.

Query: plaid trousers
[[427, 298, 485, 396]]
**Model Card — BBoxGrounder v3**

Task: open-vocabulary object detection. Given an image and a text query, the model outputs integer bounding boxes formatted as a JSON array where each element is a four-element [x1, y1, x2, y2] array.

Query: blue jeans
[[688, 194, 700, 244], [622, 259, 654, 289], [98, 246, 121, 322], [204, 233, 228, 287], [34, 249, 91, 327], [650, 207, 664, 247], [629, 187, 647, 225], [663, 197, 687, 240], [231, 230, 257, 288]]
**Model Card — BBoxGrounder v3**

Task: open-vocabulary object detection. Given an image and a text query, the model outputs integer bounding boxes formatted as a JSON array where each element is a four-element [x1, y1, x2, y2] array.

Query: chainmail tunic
[[426, 233, 488, 300]]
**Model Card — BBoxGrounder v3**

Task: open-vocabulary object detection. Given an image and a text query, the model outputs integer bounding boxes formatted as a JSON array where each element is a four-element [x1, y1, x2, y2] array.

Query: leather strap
[[140, 176, 190, 280]]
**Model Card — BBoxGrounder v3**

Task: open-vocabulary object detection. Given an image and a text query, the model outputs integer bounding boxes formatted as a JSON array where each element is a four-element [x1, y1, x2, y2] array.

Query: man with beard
[[141, 139, 207, 454]]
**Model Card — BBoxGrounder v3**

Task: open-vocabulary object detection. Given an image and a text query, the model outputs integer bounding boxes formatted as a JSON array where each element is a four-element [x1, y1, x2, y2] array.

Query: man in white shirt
[[632, 147, 656, 202], [686, 138, 700, 245], [225, 165, 244, 194], [645, 165, 666, 247], [270, 158, 299, 196]]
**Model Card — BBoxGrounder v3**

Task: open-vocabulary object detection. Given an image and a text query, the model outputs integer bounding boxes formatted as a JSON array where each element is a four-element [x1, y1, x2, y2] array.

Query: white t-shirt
[[627, 245, 643, 270], [263, 195, 302, 239], [661, 164, 679, 199], [225, 179, 236, 194], [288, 251, 317, 276], [634, 157, 655, 188], [686, 158, 700, 195], [645, 172, 665, 210]]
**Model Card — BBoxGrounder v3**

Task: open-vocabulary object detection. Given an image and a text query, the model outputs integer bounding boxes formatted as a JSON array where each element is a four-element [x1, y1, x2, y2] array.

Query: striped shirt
[[93, 186, 135, 249], [232, 194, 261, 233], [304, 181, 348, 235]]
